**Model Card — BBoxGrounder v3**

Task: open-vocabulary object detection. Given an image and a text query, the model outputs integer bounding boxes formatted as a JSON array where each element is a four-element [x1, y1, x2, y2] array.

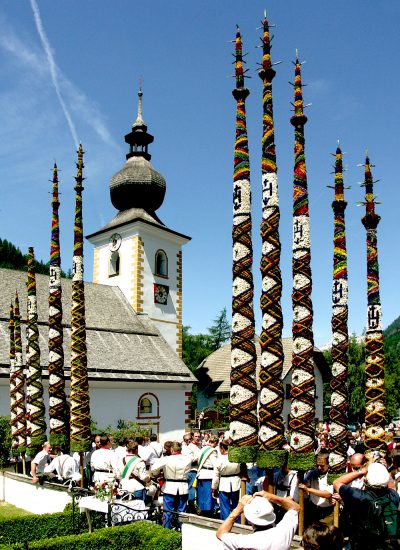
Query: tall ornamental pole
[[229, 27, 258, 463], [328, 144, 349, 476], [14, 292, 27, 469], [257, 12, 286, 469], [361, 154, 386, 455], [288, 53, 316, 473], [69, 144, 91, 459], [9, 303, 19, 457], [48, 163, 68, 448], [26, 247, 47, 456]]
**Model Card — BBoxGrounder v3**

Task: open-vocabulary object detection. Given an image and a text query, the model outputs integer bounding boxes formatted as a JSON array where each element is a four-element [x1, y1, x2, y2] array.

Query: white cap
[[244, 496, 276, 527], [366, 463, 390, 488]]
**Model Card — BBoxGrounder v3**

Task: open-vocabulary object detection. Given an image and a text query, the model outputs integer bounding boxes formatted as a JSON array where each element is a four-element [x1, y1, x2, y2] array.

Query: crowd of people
[[26, 424, 400, 548]]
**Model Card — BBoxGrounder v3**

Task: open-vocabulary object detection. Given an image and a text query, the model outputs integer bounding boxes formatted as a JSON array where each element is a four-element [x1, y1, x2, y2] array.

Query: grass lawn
[[0, 501, 33, 520]]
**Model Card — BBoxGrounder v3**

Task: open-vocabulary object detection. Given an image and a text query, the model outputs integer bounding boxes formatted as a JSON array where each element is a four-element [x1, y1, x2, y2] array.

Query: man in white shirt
[[151, 441, 192, 529], [182, 433, 199, 513], [31, 442, 52, 484], [90, 434, 120, 484], [197, 435, 218, 517], [147, 434, 163, 467], [120, 439, 150, 501], [300, 451, 334, 526], [212, 440, 241, 520], [216, 492, 299, 550], [44, 447, 80, 483]]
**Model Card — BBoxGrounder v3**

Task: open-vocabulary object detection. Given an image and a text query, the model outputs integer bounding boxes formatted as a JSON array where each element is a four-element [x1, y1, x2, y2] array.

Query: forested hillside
[[323, 320, 400, 423], [0, 239, 71, 278]]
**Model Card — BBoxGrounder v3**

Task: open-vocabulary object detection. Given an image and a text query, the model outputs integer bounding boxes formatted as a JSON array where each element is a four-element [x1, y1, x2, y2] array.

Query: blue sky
[[0, 1, 399, 347]]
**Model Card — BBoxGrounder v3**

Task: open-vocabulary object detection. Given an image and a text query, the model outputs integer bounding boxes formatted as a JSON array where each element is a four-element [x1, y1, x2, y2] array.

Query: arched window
[[155, 249, 168, 277], [140, 398, 152, 415], [109, 251, 120, 277], [137, 393, 160, 419]]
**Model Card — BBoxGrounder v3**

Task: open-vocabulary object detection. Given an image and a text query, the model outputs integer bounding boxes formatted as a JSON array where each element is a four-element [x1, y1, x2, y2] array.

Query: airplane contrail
[[30, 0, 79, 147]]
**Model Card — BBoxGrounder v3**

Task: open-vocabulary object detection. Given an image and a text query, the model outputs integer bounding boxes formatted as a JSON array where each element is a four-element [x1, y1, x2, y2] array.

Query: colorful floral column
[[69, 145, 91, 453], [361, 155, 385, 455], [14, 292, 27, 455], [229, 27, 258, 463], [329, 145, 349, 476], [26, 247, 47, 456], [48, 163, 68, 448], [257, 13, 286, 468], [288, 54, 316, 471], [9, 303, 19, 456]]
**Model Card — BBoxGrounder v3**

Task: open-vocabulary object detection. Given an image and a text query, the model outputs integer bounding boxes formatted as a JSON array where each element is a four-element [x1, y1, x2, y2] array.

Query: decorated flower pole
[[9, 303, 19, 459], [229, 27, 258, 463], [288, 53, 315, 535], [361, 154, 386, 455], [70, 145, 91, 485], [257, 12, 286, 471], [13, 292, 27, 472], [328, 145, 349, 475], [26, 247, 47, 457], [48, 163, 68, 448], [329, 145, 349, 527]]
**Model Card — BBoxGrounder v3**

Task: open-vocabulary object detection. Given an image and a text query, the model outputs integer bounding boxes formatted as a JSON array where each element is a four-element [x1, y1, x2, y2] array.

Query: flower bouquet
[[92, 480, 119, 502]]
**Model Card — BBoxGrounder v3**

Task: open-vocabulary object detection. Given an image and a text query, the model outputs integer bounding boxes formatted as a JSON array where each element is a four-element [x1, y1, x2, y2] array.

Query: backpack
[[362, 489, 399, 541]]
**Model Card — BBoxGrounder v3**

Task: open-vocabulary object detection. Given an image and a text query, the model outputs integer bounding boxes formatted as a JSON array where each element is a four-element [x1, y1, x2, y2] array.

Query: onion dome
[[110, 88, 166, 213]]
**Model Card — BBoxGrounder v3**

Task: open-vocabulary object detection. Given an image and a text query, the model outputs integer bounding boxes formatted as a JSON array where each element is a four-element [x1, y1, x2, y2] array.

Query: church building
[[0, 90, 195, 442], [87, 89, 190, 356]]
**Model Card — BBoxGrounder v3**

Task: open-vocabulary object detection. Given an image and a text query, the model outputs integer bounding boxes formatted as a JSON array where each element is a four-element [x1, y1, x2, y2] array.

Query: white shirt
[[220, 508, 298, 550], [32, 450, 50, 473], [197, 447, 218, 480], [148, 442, 163, 466], [274, 470, 299, 502], [308, 472, 333, 507], [44, 454, 78, 480], [182, 442, 199, 470], [151, 453, 192, 496], [90, 447, 120, 483], [120, 455, 150, 493], [212, 454, 241, 492]]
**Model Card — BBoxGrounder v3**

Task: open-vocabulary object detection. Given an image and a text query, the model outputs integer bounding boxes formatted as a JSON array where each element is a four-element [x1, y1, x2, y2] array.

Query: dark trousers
[[219, 490, 240, 521], [163, 492, 188, 529]]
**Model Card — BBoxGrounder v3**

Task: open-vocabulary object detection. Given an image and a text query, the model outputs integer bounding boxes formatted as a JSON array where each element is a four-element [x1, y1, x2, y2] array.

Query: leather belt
[[94, 468, 112, 473], [165, 479, 187, 482]]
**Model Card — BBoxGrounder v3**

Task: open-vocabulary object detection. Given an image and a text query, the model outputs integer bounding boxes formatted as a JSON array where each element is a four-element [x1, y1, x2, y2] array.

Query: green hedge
[[0, 522, 181, 550], [0, 508, 103, 546]]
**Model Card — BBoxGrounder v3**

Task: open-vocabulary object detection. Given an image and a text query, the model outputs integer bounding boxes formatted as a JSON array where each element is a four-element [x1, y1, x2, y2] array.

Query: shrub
[[0, 416, 12, 467], [4, 522, 181, 550], [0, 508, 103, 546]]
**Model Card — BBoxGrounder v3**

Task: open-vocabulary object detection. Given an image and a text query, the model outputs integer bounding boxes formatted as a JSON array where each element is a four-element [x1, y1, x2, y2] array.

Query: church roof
[[109, 89, 167, 214], [0, 268, 195, 384], [195, 337, 330, 395], [86, 207, 191, 242]]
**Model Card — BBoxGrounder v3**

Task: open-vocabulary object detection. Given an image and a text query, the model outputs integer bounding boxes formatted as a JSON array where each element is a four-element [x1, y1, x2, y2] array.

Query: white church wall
[[89, 382, 189, 442], [0, 380, 191, 445]]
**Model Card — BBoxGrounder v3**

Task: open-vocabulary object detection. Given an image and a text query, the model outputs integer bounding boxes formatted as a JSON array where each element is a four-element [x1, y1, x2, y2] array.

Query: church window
[[155, 249, 168, 277], [140, 398, 152, 414], [109, 251, 120, 277], [138, 392, 160, 419]]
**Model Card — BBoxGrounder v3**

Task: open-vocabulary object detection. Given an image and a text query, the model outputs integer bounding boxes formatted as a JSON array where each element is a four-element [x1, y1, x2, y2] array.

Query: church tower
[[87, 89, 190, 356]]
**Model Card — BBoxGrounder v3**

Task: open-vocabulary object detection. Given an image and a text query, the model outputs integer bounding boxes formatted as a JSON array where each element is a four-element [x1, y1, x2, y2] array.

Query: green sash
[[196, 446, 216, 476], [122, 455, 140, 479]]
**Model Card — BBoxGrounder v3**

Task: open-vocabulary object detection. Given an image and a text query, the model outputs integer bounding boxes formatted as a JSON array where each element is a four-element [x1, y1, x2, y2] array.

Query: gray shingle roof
[[0, 268, 195, 383]]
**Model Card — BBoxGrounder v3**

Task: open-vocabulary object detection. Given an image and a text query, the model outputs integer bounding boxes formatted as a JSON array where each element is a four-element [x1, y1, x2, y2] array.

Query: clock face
[[154, 284, 169, 305], [109, 233, 122, 252]]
